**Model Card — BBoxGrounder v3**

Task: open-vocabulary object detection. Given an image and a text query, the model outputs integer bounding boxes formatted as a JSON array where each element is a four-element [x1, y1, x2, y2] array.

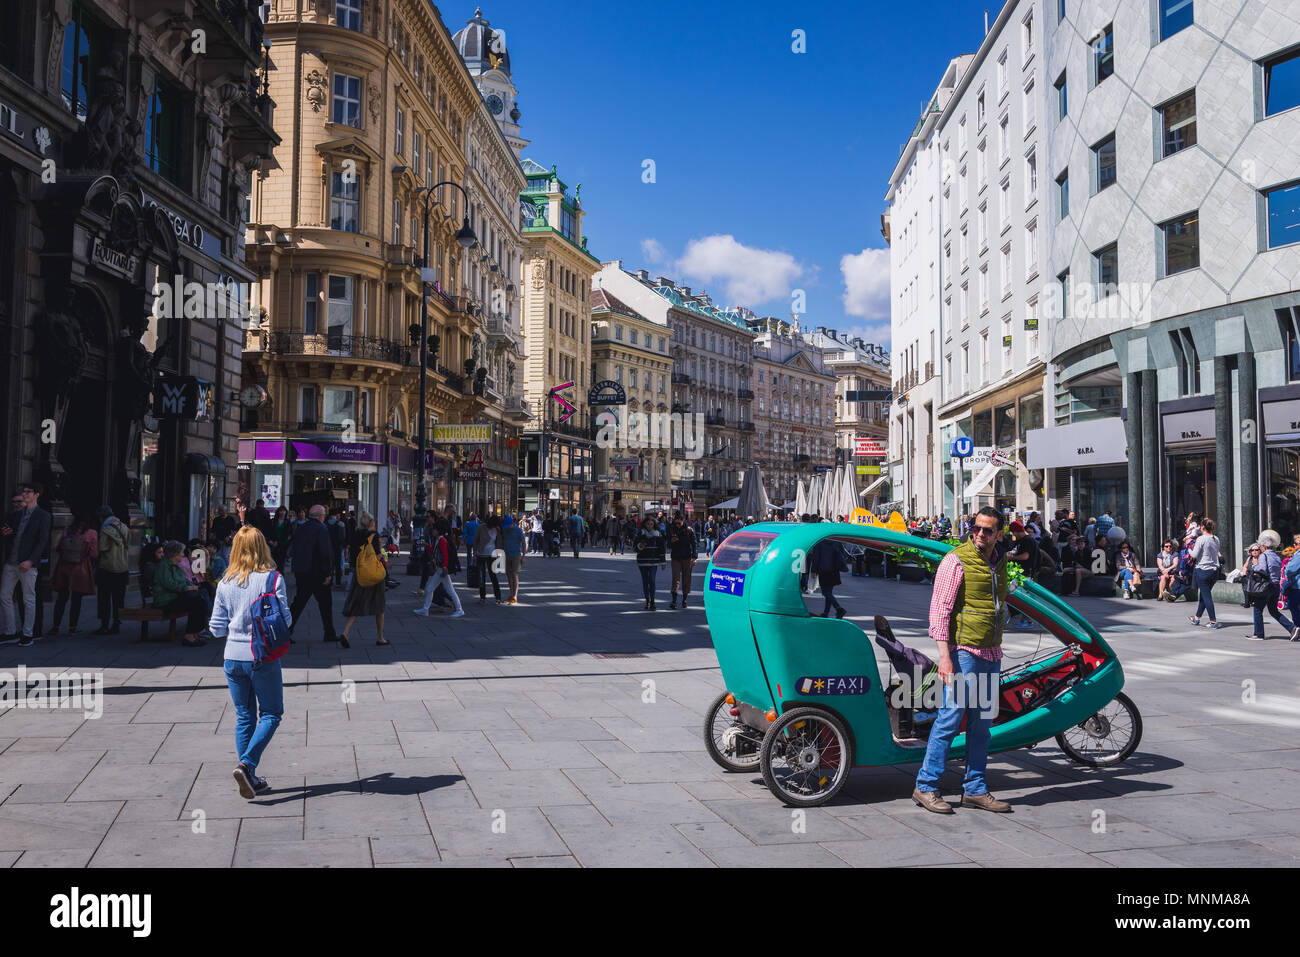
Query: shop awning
[[709, 497, 740, 510], [860, 475, 888, 496], [184, 453, 228, 475], [1025, 417, 1127, 469]]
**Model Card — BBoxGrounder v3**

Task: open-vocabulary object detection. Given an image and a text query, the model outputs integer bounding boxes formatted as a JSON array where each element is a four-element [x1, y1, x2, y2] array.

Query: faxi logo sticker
[[797, 675, 871, 695]]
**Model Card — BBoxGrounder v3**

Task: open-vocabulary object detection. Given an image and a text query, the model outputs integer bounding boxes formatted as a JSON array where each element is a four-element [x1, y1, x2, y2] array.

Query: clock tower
[[453, 8, 529, 158]]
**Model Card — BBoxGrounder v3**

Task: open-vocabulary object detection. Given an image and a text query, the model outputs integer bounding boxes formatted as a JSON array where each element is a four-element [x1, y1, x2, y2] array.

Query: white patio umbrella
[[794, 478, 808, 517], [806, 472, 823, 518], [835, 464, 856, 521]]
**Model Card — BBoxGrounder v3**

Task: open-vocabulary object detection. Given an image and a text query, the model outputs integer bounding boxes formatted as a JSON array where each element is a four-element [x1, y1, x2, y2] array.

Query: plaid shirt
[[928, 551, 1003, 662]]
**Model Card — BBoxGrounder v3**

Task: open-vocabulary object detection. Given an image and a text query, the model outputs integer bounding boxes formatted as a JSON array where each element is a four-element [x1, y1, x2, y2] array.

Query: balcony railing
[[736, 421, 756, 432], [738, 388, 754, 400], [704, 414, 726, 426], [437, 366, 465, 390], [257, 331, 412, 364], [672, 372, 692, 385], [237, 420, 376, 437]]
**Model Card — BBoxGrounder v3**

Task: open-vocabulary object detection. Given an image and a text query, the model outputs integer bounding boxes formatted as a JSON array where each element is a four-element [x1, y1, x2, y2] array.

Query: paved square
[[1, 552, 1297, 867]]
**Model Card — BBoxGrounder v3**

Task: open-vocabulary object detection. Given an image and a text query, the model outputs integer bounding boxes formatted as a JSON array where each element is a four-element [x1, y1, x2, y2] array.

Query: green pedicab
[[701, 522, 1142, 807]]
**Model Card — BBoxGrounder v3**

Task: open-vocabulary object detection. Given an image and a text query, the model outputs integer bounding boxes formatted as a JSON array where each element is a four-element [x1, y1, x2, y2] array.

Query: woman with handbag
[[1113, 542, 1143, 599], [48, 517, 98, 635], [207, 525, 290, 798], [340, 513, 390, 648], [1241, 542, 1297, 641]]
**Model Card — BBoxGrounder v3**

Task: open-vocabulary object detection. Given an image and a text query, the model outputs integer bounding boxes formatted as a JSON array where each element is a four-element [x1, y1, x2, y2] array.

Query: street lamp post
[[410, 181, 476, 572]]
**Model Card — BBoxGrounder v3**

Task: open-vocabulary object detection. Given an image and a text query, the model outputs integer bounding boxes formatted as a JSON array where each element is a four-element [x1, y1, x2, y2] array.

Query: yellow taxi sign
[[885, 510, 909, 533], [850, 508, 876, 526]]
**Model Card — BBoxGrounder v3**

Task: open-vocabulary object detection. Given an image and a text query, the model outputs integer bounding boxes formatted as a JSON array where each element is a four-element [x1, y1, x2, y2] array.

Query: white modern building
[[1027, 0, 1300, 562], [931, 0, 1052, 522], [884, 54, 972, 519]]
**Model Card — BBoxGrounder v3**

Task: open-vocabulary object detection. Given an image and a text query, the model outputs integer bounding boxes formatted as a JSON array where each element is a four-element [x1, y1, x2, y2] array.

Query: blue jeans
[[916, 650, 1001, 796], [1194, 568, 1218, 620], [638, 564, 657, 601], [821, 584, 844, 616], [1253, 594, 1294, 636], [223, 659, 284, 774]]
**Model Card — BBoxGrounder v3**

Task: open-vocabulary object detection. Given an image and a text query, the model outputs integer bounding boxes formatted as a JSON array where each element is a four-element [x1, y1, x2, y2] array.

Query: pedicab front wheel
[[1055, 691, 1142, 766], [703, 691, 764, 773], [760, 707, 853, 807]]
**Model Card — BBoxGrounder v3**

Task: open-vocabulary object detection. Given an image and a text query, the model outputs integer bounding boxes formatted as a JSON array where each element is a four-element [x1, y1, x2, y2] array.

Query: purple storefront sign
[[240, 440, 285, 463], [290, 440, 384, 463]]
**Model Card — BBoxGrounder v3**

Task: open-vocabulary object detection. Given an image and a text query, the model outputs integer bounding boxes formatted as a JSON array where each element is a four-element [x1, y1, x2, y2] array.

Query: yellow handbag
[[356, 534, 387, 587]]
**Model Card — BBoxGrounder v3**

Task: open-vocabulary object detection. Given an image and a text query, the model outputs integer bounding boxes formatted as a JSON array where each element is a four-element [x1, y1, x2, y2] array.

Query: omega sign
[[141, 191, 204, 249]]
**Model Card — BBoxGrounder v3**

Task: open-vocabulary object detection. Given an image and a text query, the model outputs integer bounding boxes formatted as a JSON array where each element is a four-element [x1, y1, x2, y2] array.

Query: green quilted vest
[[952, 538, 1007, 649]]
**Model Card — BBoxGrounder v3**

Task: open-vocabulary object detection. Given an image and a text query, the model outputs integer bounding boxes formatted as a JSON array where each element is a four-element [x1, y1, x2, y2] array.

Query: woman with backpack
[[1240, 541, 1298, 641], [207, 525, 290, 799], [634, 515, 666, 610], [48, 516, 97, 636], [340, 513, 390, 648], [412, 520, 464, 618]]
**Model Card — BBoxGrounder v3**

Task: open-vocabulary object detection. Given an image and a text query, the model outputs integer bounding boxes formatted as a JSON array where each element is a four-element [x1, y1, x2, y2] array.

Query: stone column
[[1239, 351, 1258, 546], [1141, 369, 1160, 560], [1125, 372, 1143, 557], [1214, 356, 1234, 556]]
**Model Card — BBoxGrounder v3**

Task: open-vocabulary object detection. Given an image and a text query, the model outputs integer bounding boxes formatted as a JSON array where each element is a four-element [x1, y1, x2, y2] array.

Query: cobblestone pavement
[[1, 550, 1298, 867]]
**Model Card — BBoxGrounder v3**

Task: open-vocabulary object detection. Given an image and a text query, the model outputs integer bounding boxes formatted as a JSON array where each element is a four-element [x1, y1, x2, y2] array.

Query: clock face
[[486, 93, 504, 116], [240, 385, 266, 409]]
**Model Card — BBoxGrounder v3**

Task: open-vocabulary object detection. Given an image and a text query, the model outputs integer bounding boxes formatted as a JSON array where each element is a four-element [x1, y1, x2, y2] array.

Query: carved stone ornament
[[305, 69, 326, 112], [529, 259, 544, 291], [368, 81, 380, 123], [37, 287, 89, 400]]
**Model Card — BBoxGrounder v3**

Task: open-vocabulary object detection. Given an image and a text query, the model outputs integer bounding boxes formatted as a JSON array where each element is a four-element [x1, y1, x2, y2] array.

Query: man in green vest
[[913, 506, 1013, 814]]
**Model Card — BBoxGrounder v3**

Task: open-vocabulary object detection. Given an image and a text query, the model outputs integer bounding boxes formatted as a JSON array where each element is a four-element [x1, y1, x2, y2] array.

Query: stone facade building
[[0, 0, 277, 541], [806, 328, 892, 507]]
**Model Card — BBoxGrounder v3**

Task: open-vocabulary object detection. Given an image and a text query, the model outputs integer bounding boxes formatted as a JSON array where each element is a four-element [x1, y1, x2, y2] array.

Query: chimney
[[827, 328, 837, 339], [680, 286, 691, 297], [636, 269, 649, 280], [656, 276, 673, 287]]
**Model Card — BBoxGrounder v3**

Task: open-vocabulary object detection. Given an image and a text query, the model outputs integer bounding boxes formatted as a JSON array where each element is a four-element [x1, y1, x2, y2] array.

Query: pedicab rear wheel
[[703, 691, 764, 772], [760, 707, 853, 807], [1055, 691, 1142, 766]]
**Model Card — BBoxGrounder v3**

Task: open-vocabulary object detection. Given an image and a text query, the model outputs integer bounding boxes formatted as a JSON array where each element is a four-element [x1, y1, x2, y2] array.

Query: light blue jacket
[[208, 569, 292, 663]]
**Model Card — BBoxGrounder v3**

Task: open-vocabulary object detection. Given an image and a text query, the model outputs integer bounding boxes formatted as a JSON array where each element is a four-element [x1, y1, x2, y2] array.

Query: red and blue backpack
[[250, 570, 292, 663]]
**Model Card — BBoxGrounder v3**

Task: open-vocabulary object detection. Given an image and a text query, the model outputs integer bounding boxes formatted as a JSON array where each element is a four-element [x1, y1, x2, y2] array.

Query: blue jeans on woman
[[1253, 593, 1294, 637], [638, 565, 657, 601], [916, 650, 1001, 796], [821, 584, 844, 617], [1194, 568, 1218, 621], [223, 659, 284, 775]]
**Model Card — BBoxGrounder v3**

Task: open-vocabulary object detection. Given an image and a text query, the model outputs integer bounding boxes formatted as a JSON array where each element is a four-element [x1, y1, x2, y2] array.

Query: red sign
[[466, 449, 484, 469], [854, 438, 887, 457]]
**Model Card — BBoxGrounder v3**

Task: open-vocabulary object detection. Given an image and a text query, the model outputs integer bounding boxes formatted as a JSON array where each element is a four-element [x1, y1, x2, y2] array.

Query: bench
[[119, 606, 186, 643]]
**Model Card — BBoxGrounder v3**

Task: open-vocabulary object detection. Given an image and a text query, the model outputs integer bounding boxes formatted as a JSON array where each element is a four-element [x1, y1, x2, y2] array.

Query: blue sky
[[454, 0, 1001, 347]]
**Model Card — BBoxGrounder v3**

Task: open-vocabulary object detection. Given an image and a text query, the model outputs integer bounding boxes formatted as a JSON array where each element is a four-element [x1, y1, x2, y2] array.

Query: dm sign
[[588, 380, 626, 406], [796, 675, 871, 696]]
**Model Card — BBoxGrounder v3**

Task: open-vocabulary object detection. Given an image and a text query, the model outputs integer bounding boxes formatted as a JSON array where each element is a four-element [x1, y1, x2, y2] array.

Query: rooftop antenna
[[984, 9, 989, 33]]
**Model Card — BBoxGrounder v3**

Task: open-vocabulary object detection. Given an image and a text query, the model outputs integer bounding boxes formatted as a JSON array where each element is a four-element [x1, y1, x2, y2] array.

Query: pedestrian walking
[[340, 513, 390, 648], [326, 509, 347, 588], [667, 513, 697, 609], [93, 506, 129, 634], [245, 498, 273, 538], [413, 520, 464, 618], [210, 505, 238, 542], [807, 535, 849, 618], [913, 506, 1013, 815], [269, 506, 293, 570], [634, 516, 666, 610], [502, 514, 525, 604], [0, 483, 51, 646], [208, 526, 289, 799], [1241, 540, 1297, 640], [605, 513, 622, 555], [1188, 518, 1223, 629], [474, 514, 503, 603], [153, 540, 210, 648], [287, 504, 340, 643], [463, 511, 481, 571], [48, 516, 97, 635], [705, 517, 719, 557], [568, 510, 585, 558]]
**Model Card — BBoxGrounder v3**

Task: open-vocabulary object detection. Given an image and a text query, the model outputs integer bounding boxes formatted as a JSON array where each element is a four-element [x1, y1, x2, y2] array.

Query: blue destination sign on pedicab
[[709, 569, 745, 596]]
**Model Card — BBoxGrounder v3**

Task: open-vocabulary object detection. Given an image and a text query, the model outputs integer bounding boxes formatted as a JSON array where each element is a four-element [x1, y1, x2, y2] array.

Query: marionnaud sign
[[588, 380, 626, 406]]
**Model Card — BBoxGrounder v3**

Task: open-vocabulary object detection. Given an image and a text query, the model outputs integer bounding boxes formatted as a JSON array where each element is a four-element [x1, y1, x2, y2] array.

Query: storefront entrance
[[1265, 447, 1299, 545], [1168, 452, 1216, 538]]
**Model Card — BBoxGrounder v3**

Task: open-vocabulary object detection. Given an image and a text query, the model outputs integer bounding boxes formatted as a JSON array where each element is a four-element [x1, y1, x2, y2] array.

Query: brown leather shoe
[[912, 788, 954, 814], [961, 792, 1012, 813]]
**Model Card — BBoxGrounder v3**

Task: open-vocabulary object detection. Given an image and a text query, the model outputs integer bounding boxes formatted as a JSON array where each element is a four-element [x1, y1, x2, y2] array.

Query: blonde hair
[[359, 512, 374, 529], [222, 526, 276, 586]]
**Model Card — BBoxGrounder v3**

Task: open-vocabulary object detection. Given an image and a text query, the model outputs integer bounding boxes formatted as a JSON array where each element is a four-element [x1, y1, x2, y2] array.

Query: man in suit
[[245, 498, 272, 537], [1, 483, 52, 646], [288, 504, 339, 642]]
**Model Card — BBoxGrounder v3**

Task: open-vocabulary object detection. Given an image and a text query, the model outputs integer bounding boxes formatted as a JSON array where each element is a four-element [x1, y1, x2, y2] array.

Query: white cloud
[[640, 238, 668, 265], [674, 234, 803, 306], [840, 248, 891, 322]]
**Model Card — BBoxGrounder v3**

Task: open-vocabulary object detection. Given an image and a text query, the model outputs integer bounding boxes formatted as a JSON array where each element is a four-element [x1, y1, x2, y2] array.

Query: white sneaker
[[449, 610, 465, 619], [412, 608, 429, 617]]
